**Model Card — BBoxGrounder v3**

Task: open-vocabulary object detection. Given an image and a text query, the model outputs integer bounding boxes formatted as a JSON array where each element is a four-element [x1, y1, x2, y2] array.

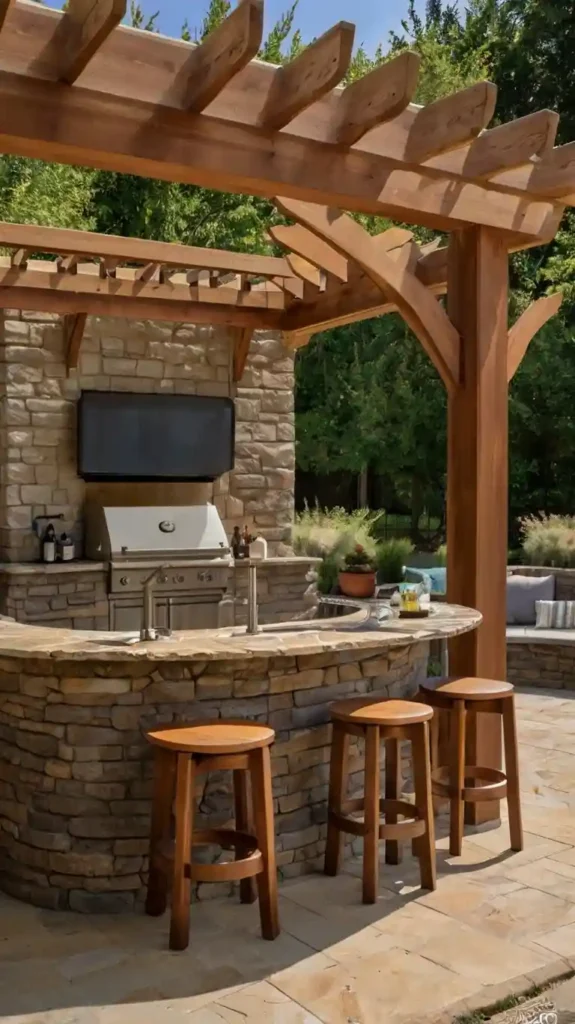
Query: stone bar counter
[[0, 604, 480, 912]]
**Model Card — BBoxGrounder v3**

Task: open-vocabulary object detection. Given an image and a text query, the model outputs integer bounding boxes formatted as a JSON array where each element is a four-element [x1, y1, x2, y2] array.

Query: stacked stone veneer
[[0, 310, 295, 562], [0, 643, 428, 911], [507, 643, 575, 688], [0, 561, 316, 631]]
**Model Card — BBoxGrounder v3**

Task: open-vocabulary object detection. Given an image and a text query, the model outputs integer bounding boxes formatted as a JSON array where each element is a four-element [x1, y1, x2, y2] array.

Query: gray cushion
[[507, 574, 555, 625]]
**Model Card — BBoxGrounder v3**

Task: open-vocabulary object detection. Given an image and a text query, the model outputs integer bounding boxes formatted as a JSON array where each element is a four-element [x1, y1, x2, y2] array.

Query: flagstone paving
[[2, 687, 575, 1023]]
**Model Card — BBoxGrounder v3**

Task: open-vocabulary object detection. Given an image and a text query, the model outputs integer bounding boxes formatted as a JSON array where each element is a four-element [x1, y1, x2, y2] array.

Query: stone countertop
[[0, 556, 319, 575], [0, 602, 481, 662], [0, 561, 107, 575]]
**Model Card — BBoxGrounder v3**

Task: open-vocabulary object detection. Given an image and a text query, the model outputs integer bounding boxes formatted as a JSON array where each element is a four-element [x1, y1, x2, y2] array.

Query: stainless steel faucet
[[140, 565, 172, 641], [246, 562, 260, 635]]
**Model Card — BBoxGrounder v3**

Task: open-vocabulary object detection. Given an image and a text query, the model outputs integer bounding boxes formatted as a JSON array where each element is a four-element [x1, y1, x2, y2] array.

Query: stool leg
[[146, 747, 176, 917], [325, 721, 350, 877], [250, 745, 280, 940], [502, 697, 523, 852], [363, 725, 380, 904], [169, 752, 194, 952], [385, 738, 402, 865], [412, 721, 437, 891], [233, 768, 257, 904], [450, 699, 466, 857]]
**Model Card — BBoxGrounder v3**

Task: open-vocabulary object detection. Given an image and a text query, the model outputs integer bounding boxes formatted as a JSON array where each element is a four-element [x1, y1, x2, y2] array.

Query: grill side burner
[[85, 503, 232, 632]]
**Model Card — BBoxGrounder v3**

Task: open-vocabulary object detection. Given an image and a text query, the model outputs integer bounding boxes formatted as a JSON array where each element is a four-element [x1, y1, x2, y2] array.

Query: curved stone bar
[[0, 604, 480, 912]]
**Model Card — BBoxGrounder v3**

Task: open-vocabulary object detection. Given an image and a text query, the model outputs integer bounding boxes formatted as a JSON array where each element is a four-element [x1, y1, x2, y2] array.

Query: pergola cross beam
[[0, 1, 574, 240]]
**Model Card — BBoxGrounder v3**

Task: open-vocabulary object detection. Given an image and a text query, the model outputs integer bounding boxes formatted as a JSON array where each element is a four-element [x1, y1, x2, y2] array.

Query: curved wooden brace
[[270, 224, 348, 282], [507, 292, 562, 381], [275, 197, 461, 392]]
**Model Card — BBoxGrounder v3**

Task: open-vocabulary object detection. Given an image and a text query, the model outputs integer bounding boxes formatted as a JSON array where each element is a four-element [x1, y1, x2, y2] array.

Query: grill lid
[[85, 503, 231, 561]]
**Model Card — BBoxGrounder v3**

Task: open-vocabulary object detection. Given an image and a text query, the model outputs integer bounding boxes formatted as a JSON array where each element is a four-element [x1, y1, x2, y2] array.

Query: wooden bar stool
[[419, 677, 523, 857], [145, 720, 279, 951], [325, 697, 437, 903]]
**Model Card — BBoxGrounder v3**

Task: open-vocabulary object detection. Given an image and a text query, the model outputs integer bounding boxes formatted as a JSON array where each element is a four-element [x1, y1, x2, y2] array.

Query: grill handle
[[167, 598, 173, 633]]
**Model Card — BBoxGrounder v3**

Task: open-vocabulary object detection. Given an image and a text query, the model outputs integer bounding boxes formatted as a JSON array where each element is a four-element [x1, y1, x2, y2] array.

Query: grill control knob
[[120, 576, 129, 586], [174, 575, 185, 584], [158, 575, 168, 584], [198, 571, 213, 583]]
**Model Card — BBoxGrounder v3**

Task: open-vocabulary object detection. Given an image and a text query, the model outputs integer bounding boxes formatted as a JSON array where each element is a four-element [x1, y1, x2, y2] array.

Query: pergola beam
[[270, 224, 349, 282], [184, 0, 263, 113], [260, 22, 355, 131], [59, 0, 127, 85], [64, 311, 87, 372], [276, 196, 460, 391], [334, 51, 420, 147], [507, 292, 563, 381], [0, 220, 293, 278], [405, 82, 497, 163]]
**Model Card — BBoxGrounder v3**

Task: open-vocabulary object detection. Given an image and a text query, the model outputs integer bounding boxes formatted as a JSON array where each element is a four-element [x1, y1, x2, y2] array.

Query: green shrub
[[375, 537, 414, 583], [521, 514, 575, 568], [316, 551, 340, 594], [435, 543, 447, 567], [293, 502, 376, 559]]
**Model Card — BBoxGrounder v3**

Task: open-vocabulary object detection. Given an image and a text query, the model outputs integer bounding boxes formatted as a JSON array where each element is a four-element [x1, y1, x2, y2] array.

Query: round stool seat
[[421, 677, 513, 701], [331, 697, 433, 727], [146, 720, 275, 756]]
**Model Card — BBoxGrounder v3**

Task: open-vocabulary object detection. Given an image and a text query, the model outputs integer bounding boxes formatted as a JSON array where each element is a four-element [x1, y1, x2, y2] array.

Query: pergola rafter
[[0, 0, 574, 240]]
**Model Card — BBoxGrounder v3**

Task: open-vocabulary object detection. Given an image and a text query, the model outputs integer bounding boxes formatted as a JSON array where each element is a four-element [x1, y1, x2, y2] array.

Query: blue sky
[[44, 0, 453, 56]]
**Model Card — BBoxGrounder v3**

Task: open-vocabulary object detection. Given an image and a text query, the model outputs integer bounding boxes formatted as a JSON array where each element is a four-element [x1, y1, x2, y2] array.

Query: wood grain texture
[[493, 140, 575, 197], [270, 223, 348, 282], [446, 226, 509, 826], [406, 82, 498, 163], [64, 311, 87, 372], [184, 0, 263, 112], [0, 220, 291, 277], [335, 51, 420, 146], [507, 292, 562, 381], [0, 0, 13, 30], [231, 326, 253, 382], [285, 253, 323, 289], [59, 0, 127, 85], [0, 70, 563, 240], [426, 109, 559, 180], [260, 22, 355, 131], [275, 196, 460, 391]]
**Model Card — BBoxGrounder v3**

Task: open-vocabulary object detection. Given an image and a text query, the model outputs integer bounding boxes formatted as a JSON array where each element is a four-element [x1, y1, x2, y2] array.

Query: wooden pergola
[[1, 0, 574, 822], [0, 217, 447, 378]]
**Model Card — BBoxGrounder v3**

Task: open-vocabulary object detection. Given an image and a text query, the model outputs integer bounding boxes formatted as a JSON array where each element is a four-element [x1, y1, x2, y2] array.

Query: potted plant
[[375, 538, 414, 594], [338, 544, 376, 599]]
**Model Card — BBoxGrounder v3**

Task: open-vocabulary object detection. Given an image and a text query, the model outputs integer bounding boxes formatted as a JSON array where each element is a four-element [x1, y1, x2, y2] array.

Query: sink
[[216, 630, 320, 643]]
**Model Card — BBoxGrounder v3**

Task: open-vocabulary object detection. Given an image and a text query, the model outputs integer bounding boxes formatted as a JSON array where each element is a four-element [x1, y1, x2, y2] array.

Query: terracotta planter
[[338, 570, 376, 599]]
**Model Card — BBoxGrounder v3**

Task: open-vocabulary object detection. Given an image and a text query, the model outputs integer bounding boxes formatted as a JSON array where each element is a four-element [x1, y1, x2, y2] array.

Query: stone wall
[[0, 560, 315, 630], [507, 641, 575, 689], [0, 642, 429, 911], [0, 311, 295, 562]]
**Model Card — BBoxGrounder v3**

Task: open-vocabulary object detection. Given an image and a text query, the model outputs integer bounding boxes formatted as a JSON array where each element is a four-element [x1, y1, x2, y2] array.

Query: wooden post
[[446, 226, 509, 825]]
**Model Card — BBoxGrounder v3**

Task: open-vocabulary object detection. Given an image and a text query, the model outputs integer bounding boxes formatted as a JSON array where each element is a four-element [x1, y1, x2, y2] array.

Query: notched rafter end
[[59, 0, 127, 85], [260, 20, 355, 132], [184, 0, 264, 113]]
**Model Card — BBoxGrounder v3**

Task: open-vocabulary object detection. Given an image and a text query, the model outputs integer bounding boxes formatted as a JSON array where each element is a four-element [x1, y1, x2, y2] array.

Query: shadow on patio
[[2, 687, 575, 1024]]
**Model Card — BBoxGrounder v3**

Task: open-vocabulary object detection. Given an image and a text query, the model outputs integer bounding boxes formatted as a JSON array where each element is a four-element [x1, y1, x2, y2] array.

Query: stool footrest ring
[[329, 797, 426, 842], [159, 828, 264, 884], [431, 766, 508, 803]]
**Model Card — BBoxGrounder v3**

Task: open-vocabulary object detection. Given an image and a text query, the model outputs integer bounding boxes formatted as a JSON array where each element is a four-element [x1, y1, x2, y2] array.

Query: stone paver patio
[[2, 687, 575, 1024]]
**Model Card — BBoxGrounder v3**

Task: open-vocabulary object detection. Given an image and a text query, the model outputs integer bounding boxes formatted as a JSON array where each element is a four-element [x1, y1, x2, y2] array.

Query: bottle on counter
[[42, 523, 56, 563], [231, 526, 242, 559], [58, 532, 75, 562], [249, 534, 268, 560]]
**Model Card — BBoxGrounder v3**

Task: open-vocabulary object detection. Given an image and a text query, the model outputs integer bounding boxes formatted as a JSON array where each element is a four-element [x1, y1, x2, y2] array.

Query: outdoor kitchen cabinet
[[109, 597, 221, 632]]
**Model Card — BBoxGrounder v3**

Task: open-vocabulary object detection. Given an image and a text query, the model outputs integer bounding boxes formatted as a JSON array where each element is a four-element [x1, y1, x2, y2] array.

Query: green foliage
[[316, 551, 340, 595], [293, 503, 375, 558], [435, 544, 447, 567], [521, 515, 575, 568], [375, 538, 414, 583], [343, 544, 374, 571]]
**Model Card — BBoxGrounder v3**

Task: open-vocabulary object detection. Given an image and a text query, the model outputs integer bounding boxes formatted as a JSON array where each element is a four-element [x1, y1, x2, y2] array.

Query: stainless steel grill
[[85, 503, 232, 632]]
